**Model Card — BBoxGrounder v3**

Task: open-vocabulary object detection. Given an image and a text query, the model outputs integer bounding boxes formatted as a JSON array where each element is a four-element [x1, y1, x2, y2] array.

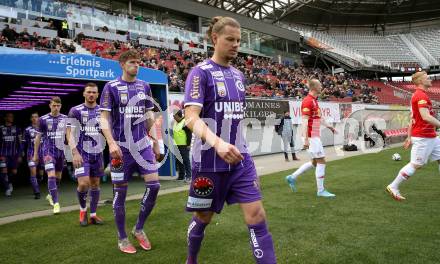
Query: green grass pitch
[[0, 147, 439, 264]]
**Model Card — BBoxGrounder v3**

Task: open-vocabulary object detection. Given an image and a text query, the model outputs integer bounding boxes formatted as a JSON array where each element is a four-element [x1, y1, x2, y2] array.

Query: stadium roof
[[194, 0, 440, 26]]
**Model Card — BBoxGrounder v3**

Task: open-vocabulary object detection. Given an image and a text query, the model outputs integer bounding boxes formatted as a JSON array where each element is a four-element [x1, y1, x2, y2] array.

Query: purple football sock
[[89, 188, 100, 215], [30, 175, 40, 194], [135, 181, 160, 231], [48, 177, 59, 203], [186, 216, 208, 264], [113, 185, 128, 239], [77, 189, 88, 210], [247, 221, 277, 264]]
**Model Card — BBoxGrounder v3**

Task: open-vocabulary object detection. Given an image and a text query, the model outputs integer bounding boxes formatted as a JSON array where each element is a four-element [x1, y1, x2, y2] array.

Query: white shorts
[[307, 137, 325, 159], [410, 137, 440, 165]]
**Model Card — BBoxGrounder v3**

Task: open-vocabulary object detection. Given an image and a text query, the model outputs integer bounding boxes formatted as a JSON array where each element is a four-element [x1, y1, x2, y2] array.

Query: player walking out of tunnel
[[183, 17, 277, 264], [0, 112, 23, 197], [100, 50, 161, 254], [33, 97, 67, 214], [24, 112, 44, 199], [285, 79, 337, 198], [387, 71, 440, 201], [67, 82, 105, 226]]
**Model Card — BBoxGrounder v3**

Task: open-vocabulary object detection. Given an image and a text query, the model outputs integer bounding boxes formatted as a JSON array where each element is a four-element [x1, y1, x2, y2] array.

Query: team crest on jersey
[[216, 82, 227, 97], [81, 111, 89, 124], [235, 80, 245, 92], [11, 127, 16, 134], [47, 120, 53, 130], [120, 93, 128, 105], [193, 177, 214, 197]]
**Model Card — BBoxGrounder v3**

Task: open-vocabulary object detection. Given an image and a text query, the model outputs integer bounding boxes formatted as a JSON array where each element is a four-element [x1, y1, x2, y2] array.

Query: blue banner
[[0, 53, 168, 84]]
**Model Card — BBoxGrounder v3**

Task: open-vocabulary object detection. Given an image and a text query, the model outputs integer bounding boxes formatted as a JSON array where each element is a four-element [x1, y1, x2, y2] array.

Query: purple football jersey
[[100, 77, 154, 151], [67, 104, 105, 161], [184, 59, 248, 172], [24, 125, 40, 158], [0, 125, 22, 157], [37, 114, 67, 155]]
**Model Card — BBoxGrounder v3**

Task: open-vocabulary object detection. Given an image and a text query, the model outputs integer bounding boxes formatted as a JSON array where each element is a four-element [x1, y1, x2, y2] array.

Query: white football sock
[[390, 163, 416, 190], [315, 163, 326, 192], [291, 161, 314, 180]]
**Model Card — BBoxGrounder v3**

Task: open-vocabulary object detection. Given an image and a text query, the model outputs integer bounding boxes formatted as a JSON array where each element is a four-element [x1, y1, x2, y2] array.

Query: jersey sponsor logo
[[191, 76, 200, 99], [216, 82, 227, 97], [302, 107, 310, 112], [110, 158, 124, 181], [215, 102, 245, 120], [74, 167, 85, 175], [102, 90, 110, 108], [215, 101, 245, 112], [235, 79, 245, 92], [200, 64, 213, 70], [418, 100, 427, 105], [116, 85, 128, 91], [192, 176, 214, 197], [187, 196, 213, 209], [211, 71, 224, 81], [250, 228, 260, 248], [44, 163, 54, 170]]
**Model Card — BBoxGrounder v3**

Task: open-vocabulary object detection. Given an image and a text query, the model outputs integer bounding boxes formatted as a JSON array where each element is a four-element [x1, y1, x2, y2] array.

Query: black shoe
[[292, 154, 299, 161], [34, 193, 41, 200]]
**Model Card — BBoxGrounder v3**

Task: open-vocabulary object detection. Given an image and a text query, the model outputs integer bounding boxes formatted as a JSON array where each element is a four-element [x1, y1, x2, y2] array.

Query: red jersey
[[411, 88, 436, 138], [301, 94, 321, 138]]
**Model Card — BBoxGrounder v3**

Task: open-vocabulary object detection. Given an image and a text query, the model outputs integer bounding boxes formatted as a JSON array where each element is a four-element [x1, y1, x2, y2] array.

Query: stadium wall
[[169, 93, 410, 156]]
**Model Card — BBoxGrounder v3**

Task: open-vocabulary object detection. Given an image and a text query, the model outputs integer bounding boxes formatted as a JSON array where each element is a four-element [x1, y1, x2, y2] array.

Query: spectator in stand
[[19, 28, 31, 41], [43, 20, 56, 30], [1, 24, 17, 42]]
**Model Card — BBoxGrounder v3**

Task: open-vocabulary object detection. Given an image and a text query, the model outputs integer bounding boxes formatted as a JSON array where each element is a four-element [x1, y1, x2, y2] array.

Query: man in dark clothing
[[172, 110, 192, 182], [277, 111, 299, 161]]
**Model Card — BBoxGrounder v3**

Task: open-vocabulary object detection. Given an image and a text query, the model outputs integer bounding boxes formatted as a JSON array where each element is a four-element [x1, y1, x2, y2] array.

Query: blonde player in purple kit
[[184, 17, 277, 264], [0, 112, 23, 197], [100, 50, 161, 254], [33, 97, 67, 214], [67, 83, 105, 226]]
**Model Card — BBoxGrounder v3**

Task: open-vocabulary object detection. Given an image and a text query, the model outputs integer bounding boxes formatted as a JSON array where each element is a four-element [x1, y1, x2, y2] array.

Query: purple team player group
[[1, 16, 279, 263]]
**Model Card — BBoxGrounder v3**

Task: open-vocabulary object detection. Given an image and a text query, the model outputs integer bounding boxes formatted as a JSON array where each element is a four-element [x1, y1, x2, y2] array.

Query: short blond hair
[[412, 71, 427, 85]]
